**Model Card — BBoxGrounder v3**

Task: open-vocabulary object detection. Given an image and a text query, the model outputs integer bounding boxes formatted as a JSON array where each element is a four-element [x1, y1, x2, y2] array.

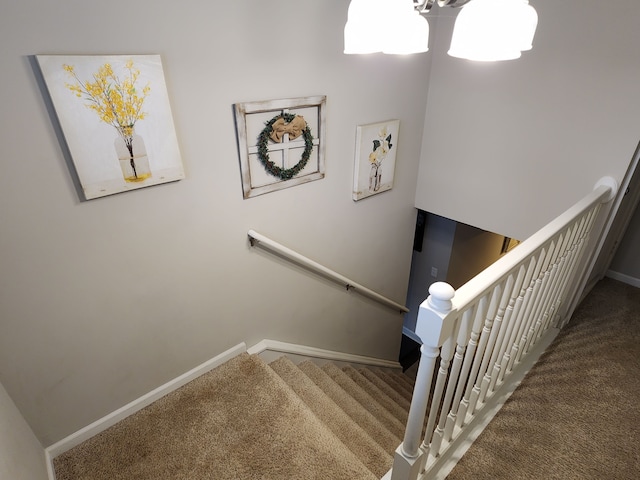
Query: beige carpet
[[54, 277, 639, 479], [53, 353, 415, 479], [448, 277, 640, 479]]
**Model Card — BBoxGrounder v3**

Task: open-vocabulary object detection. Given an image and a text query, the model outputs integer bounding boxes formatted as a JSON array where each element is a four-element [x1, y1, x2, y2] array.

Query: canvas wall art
[[37, 54, 184, 200], [234, 95, 326, 199], [352, 120, 400, 201]]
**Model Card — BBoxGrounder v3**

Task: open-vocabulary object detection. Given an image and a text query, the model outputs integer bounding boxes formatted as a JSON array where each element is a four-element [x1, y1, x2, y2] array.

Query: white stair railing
[[389, 177, 618, 480]]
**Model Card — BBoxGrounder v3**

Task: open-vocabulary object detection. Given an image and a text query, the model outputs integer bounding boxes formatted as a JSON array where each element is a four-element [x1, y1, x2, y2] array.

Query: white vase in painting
[[114, 130, 152, 183], [369, 163, 382, 192]]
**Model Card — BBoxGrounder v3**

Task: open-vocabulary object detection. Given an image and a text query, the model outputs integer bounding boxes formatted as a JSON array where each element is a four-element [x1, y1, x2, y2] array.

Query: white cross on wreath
[[251, 110, 316, 180]]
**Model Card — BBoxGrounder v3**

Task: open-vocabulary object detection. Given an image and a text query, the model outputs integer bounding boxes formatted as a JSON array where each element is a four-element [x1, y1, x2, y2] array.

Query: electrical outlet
[[431, 267, 438, 277]]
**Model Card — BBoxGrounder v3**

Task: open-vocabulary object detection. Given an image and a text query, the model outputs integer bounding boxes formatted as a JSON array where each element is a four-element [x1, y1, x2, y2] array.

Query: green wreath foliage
[[256, 113, 314, 180]]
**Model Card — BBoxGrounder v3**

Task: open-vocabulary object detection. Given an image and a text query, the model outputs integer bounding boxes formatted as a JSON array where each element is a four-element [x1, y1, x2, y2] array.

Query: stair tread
[[390, 370, 416, 390], [366, 368, 414, 402], [342, 366, 409, 425], [298, 360, 402, 455], [357, 368, 412, 413], [53, 353, 378, 480], [322, 363, 405, 440], [269, 356, 393, 478]]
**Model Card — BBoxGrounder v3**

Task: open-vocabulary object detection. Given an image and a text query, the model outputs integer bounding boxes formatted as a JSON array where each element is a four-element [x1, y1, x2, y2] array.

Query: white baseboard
[[605, 269, 640, 288], [247, 339, 402, 370], [44, 339, 400, 479], [44, 342, 247, 478], [45, 449, 55, 480]]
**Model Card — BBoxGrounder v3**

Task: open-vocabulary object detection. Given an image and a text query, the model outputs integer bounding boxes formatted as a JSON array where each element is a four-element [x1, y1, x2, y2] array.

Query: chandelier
[[344, 0, 538, 61]]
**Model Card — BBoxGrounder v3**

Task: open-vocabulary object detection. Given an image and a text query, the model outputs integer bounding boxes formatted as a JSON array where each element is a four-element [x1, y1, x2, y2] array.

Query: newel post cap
[[428, 282, 455, 312], [415, 282, 456, 347]]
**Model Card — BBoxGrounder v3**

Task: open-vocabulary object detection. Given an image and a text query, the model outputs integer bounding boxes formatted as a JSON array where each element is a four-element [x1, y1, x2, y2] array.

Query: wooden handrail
[[247, 229, 409, 314]]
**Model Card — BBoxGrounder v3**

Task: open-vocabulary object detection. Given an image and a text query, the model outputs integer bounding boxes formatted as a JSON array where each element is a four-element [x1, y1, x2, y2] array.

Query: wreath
[[256, 113, 314, 180]]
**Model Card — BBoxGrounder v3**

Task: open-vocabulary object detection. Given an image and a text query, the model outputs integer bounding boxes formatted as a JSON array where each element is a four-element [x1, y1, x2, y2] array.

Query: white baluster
[[498, 264, 529, 384], [522, 245, 554, 355], [536, 236, 567, 337], [487, 273, 519, 393], [455, 296, 489, 429], [479, 280, 512, 403], [556, 205, 600, 326], [514, 254, 545, 364], [468, 286, 501, 416], [506, 257, 537, 373], [532, 237, 566, 344], [556, 222, 587, 324], [391, 282, 456, 480], [547, 223, 579, 328], [422, 333, 456, 462], [443, 309, 473, 442]]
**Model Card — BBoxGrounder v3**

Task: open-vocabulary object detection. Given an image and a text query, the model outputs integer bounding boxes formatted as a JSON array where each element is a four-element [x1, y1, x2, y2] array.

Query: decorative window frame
[[234, 95, 326, 199]]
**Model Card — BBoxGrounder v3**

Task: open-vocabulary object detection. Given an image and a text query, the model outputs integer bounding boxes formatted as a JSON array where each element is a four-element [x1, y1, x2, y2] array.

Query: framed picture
[[234, 95, 326, 199], [37, 54, 184, 200], [352, 120, 400, 201]]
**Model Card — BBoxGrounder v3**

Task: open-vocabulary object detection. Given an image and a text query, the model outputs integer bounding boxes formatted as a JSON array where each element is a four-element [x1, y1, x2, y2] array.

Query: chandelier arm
[[436, 0, 473, 7], [414, 0, 435, 13], [414, 0, 473, 14]]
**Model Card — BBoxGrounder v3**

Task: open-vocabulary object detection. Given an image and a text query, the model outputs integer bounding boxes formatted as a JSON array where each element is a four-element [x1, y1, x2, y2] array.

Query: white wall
[[416, 0, 640, 240], [0, 1, 432, 445], [609, 203, 640, 283], [0, 381, 48, 480]]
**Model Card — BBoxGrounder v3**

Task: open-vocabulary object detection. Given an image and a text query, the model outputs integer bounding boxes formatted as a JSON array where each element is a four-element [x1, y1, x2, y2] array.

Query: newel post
[[391, 282, 456, 480]]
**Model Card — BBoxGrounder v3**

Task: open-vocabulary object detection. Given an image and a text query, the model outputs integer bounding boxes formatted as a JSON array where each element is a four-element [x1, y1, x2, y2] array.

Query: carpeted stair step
[[379, 369, 416, 399], [357, 368, 412, 413], [297, 360, 402, 455], [53, 353, 378, 480], [269, 356, 393, 478], [389, 370, 416, 392], [341, 365, 409, 426], [365, 368, 414, 402], [321, 363, 406, 440], [52, 353, 416, 480]]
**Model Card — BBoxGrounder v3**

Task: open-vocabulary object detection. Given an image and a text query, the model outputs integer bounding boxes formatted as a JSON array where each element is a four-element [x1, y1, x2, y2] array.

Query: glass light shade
[[382, 0, 430, 55], [344, 0, 386, 54], [517, 1, 538, 51], [448, 0, 537, 61], [344, 0, 429, 55]]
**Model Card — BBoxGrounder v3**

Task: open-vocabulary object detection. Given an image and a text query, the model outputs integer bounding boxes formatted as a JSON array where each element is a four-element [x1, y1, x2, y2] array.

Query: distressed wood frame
[[234, 95, 326, 199]]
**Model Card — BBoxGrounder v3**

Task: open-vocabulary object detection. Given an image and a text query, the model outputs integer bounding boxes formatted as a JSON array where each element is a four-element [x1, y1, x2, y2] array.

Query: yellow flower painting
[[37, 55, 184, 199]]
